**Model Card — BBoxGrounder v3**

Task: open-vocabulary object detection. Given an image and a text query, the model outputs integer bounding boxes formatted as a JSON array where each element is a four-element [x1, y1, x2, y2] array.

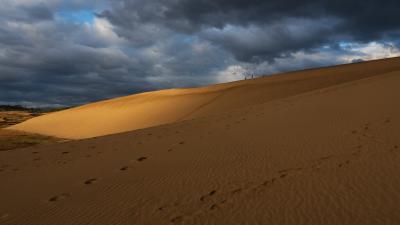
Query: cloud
[[99, 0, 400, 65], [338, 42, 400, 62], [216, 65, 246, 83], [0, 0, 55, 22], [1, 0, 400, 107], [101, 0, 400, 43], [200, 17, 340, 62]]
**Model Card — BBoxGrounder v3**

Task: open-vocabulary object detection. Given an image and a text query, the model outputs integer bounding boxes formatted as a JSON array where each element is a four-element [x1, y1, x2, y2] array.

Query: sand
[[9, 57, 400, 139], [1, 57, 400, 224]]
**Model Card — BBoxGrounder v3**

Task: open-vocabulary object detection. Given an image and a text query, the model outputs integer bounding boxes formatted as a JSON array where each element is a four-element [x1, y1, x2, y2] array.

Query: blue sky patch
[[56, 10, 94, 24]]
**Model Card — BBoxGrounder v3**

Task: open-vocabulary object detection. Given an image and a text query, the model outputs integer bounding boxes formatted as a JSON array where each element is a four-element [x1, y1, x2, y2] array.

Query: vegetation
[[0, 105, 69, 113], [0, 129, 63, 151], [0, 106, 67, 151]]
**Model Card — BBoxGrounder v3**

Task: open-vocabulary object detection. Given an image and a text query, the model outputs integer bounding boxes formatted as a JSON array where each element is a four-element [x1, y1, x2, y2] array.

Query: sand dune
[[1, 58, 400, 225], [9, 57, 400, 139]]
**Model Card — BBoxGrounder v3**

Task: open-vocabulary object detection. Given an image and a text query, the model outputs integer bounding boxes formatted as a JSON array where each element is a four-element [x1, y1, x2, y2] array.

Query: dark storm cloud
[[0, 43, 150, 107], [22, 4, 54, 21], [102, 0, 400, 34], [1, 0, 400, 107], [0, 2, 54, 23], [101, 0, 400, 61], [199, 18, 339, 62]]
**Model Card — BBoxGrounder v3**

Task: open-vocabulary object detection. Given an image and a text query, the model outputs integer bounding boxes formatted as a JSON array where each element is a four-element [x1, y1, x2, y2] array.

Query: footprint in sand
[[120, 166, 129, 171], [84, 178, 98, 185], [200, 190, 217, 201], [262, 178, 277, 186], [209, 199, 227, 211], [338, 160, 350, 168], [170, 216, 184, 223], [49, 193, 70, 202], [279, 173, 288, 178], [210, 204, 218, 210], [137, 157, 147, 162], [231, 188, 243, 194], [390, 145, 399, 152], [278, 167, 302, 174], [157, 205, 167, 211]]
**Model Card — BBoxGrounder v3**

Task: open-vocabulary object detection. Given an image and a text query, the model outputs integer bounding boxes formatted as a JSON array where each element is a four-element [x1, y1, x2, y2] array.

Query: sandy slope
[[9, 57, 400, 139], [1, 60, 400, 225]]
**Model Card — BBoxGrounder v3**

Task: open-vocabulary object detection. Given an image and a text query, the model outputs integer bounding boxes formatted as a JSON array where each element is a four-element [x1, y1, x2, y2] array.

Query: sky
[[1, 0, 400, 107]]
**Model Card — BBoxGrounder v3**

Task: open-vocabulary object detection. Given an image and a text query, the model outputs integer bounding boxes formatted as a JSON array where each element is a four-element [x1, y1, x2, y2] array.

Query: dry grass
[[0, 111, 64, 151], [0, 111, 39, 128]]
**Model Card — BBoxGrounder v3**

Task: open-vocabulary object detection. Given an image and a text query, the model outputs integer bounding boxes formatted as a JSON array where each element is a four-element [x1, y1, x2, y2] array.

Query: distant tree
[[0, 105, 30, 111], [0, 105, 69, 113]]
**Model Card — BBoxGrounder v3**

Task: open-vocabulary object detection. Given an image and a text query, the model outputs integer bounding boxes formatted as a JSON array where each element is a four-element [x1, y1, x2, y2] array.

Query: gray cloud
[[102, 0, 400, 34], [1, 0, 400, 107], [101, 0, 400, 61]]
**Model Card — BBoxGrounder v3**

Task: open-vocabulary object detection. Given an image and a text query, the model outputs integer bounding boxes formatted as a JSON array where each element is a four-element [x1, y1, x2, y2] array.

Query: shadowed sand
[[9, 57, 400, 139], [1, 58, 400, 225]]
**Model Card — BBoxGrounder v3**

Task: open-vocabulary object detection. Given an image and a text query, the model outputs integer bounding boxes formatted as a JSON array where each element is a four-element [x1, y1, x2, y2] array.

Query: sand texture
[[1, 58, 400, 224]]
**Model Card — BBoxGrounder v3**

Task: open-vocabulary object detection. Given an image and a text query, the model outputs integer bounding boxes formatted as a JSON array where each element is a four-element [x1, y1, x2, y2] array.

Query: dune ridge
[[1, 61, 400, 224], [9, 57, 400, 139]]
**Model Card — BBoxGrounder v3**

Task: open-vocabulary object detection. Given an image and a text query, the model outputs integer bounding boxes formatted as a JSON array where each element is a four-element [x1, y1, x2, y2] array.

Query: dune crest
[[1, 57, 400, 225], [9, 57, 400, 139]]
